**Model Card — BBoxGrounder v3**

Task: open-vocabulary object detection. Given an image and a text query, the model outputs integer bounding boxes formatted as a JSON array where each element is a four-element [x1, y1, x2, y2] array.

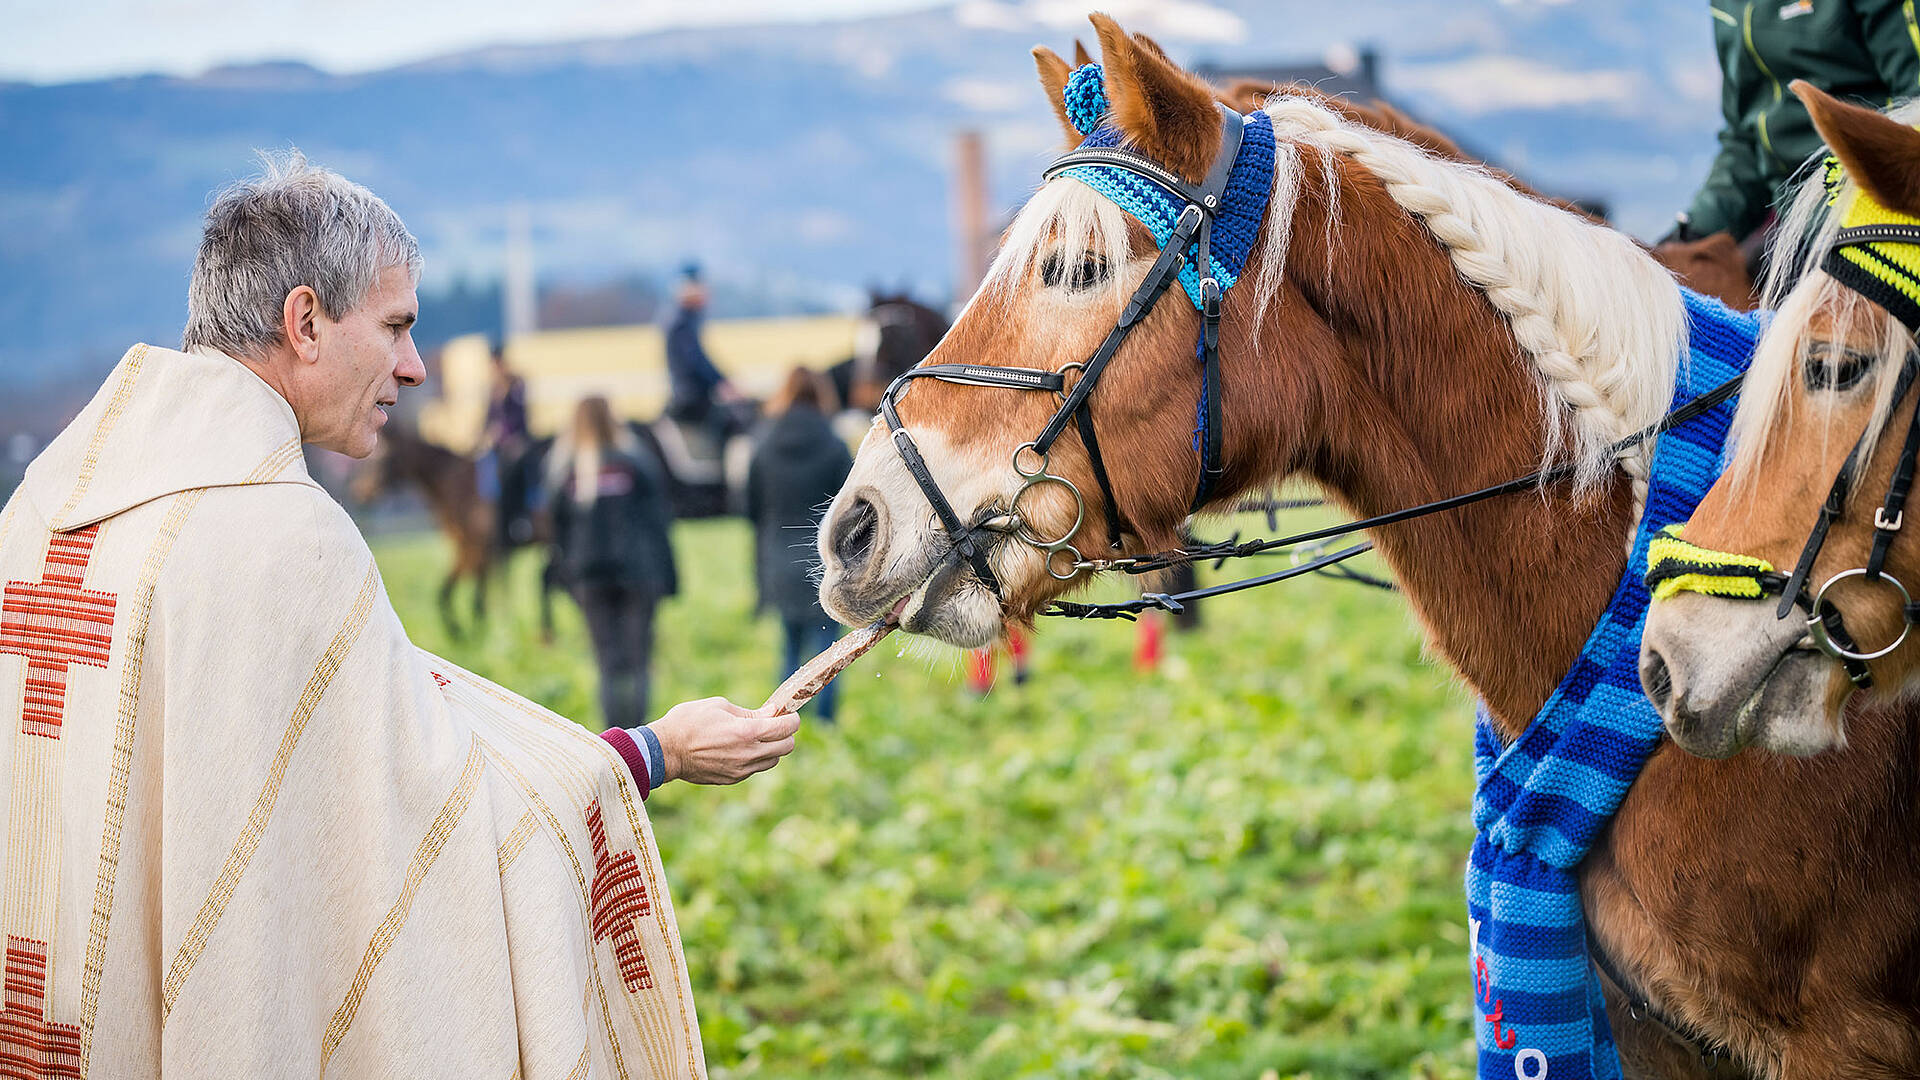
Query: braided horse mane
[[990, 81, 1687, 532], [1255, 95, 1686, 525]]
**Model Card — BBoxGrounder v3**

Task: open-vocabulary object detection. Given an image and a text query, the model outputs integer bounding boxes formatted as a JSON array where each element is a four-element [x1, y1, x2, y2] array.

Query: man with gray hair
[[0, 153, 794, 1076]]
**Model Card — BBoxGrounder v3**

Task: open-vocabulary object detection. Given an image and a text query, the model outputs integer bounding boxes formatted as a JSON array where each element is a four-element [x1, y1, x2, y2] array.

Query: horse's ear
[[1032, 46, 1081, 147], [1796, 79, 1920, 214], [1090, 13, 1221, 182], [1072, 39, 1093, 67], [1131, 32, 1169, 61]]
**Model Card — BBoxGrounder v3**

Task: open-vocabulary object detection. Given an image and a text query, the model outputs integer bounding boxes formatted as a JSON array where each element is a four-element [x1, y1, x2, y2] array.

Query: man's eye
[[1039, 252, 1110, 291], [1804, 342, 1874, 392]]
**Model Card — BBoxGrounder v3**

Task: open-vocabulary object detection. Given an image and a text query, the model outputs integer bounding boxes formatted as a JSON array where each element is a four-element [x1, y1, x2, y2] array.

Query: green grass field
[[372, 518, 1480, 1079]]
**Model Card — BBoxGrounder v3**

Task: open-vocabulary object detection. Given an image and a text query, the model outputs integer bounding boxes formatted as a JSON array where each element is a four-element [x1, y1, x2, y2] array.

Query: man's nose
[[396, 337, 426, 388]]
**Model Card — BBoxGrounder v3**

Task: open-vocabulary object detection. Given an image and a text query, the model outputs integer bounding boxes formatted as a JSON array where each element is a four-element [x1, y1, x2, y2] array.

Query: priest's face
[[308, 263, 425, 458]]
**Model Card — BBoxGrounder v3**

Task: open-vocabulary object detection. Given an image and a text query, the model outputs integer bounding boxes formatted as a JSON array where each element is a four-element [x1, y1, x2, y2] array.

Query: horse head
[[1642, 83, 1920, 757], [818, 17, 1244, 646], [815, 13, 1680, 698]]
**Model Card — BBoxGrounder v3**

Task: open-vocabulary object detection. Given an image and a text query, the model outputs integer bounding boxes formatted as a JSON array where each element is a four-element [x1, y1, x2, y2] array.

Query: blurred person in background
[[478, 341, 536, 547], [1668, 0, 1920, 265], [1, 151, 793, 1074], [549, 395, 678, 728], [748, 367, 853, 722], [664, 262, 741, 440]]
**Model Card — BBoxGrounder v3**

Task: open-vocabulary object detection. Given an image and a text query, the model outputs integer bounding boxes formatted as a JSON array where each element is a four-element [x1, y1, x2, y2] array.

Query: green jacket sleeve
[[1688, 127, 1772, 238], [1686, 4, 1772, 238], [1854, 0, 1920, 98]]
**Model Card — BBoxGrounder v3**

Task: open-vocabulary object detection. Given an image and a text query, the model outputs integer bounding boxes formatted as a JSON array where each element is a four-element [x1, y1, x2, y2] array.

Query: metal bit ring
[[1806, 567, 1913, 661]]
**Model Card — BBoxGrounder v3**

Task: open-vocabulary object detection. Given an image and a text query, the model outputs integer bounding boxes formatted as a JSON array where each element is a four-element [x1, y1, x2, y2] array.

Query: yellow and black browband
[[1822, 154, 1920, 334]]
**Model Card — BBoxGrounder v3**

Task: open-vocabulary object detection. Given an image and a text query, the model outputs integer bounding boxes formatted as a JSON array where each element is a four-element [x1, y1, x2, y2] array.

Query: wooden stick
[[754, 618, 896, 716]]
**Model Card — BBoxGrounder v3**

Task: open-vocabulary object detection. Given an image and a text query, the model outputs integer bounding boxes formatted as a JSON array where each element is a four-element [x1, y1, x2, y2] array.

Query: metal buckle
[[1806, 566, 1913, 661], [1053, 361, 1086, 405], [1877, 506, 1904, 532]]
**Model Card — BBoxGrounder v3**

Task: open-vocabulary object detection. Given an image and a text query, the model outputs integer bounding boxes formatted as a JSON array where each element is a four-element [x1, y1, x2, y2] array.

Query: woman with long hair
[[549, 395, 678, 728]]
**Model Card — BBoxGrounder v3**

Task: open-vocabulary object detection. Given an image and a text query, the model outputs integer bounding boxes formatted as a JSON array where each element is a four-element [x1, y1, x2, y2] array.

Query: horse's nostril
[[1640, 646, 1675, 714], [833, 496, 880, 567]]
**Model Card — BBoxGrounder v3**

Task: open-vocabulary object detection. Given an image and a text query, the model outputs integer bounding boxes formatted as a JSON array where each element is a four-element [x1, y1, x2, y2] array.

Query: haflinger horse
[[1641, 83, 1920, 757], [815, 18, 1917, 1080]]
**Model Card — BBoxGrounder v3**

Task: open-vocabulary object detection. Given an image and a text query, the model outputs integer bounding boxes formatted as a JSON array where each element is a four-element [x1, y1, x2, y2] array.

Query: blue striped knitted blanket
[[1466, 288, 1756, 1080]]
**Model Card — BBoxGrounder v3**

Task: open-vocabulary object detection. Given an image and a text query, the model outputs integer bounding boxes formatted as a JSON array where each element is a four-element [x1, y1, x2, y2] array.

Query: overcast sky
[[3, 0, 955, 83]]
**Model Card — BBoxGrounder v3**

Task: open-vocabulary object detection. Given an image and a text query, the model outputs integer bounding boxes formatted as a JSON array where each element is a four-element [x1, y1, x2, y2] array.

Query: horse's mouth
[[895, 549, 993, 639], [1675, 639, 1836, 758]]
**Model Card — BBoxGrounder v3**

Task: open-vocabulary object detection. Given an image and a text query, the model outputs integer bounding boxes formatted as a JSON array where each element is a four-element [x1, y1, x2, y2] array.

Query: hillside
[[0, 0, 1719, 401]]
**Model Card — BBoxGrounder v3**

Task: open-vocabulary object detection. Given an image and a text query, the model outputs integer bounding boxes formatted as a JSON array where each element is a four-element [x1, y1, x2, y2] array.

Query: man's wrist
[[639, 723, 671, 786]]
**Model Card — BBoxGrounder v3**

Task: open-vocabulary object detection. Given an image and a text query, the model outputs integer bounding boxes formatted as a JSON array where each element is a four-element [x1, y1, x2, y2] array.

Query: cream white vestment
[[0, 344, 704, 1077]]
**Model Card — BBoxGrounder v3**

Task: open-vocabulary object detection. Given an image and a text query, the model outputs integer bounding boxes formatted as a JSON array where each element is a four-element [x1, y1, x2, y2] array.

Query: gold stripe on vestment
[[53, 344, 148, 527], [478, 740, 640, 1080], [615, 776, 704, 1075], [319, 737, 486, 1074], [464, 673, 692, 1071], [74, 412, 309, 1065], [497, 810, 539, 875], [160, 561, 379, 1017], [465, 686, 684, 1069]]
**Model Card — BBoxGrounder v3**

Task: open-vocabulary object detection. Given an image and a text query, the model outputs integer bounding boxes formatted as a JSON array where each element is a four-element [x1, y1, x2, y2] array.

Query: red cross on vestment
[[1, 526, 116, 740], [0, 936, 82, 1079], [587, 801, 653, 993]]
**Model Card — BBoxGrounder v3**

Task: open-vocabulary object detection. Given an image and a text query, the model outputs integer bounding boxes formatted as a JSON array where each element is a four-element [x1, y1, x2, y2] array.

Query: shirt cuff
[[600, 728, 652, 799], [636, 725, 668, 791]]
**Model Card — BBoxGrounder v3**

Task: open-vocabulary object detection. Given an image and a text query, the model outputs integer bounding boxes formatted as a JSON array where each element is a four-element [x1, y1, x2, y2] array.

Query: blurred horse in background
[[828, 291, 951, 418], [353, 423, 506, 640]]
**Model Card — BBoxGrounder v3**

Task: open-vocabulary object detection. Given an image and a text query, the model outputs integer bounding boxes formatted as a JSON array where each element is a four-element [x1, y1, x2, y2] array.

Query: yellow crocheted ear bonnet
[[1823, 154, 1920, 333]]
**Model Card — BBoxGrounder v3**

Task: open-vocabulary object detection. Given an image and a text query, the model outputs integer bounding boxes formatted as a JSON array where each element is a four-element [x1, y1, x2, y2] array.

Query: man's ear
[[1032, 46, 1081, 147], [283, 285, 322, 363], [1796, 79, 1920, 214], [1090, 13, 1221, 182]]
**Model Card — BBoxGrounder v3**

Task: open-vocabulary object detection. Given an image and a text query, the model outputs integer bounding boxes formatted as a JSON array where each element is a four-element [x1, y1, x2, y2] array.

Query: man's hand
[[647, 697, 800, 786]]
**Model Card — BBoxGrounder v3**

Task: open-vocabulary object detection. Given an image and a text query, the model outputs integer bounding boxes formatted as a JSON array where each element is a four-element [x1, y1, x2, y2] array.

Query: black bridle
[[879, 105, 1247, 596], [874, 104, 1765, 623]]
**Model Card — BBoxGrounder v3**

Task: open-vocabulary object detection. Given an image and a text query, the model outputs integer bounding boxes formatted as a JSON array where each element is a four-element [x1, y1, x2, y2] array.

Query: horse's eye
[[1804, 342, 1875, 392], [1038, 252, 1109, 291], [1070, 254, 1109, 289]]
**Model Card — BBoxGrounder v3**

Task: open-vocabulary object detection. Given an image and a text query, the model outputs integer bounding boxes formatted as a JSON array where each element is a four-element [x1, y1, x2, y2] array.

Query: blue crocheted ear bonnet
[[1055, 63, 1276, 310]]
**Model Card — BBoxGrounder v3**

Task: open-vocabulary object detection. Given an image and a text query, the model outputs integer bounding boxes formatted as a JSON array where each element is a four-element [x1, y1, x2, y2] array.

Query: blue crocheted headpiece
[[1054, 63, 1276, 310]]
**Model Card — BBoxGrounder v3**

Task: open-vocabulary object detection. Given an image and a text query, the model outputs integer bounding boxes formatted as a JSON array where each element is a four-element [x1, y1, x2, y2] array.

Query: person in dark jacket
[[549, 395, 679, 728], [747, 368, 854, 722], [1673, 0, 1920, 245], [663, 264, 739, 428]]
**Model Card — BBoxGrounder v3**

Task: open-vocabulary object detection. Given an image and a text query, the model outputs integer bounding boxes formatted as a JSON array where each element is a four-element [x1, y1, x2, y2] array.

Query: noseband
[[879, 102, 1256, 595], [1646, 163, 1920, 687]]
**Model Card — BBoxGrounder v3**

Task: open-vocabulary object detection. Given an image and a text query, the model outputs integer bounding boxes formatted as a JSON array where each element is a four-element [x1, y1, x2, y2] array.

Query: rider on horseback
[[663, 262, 741, 444]]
